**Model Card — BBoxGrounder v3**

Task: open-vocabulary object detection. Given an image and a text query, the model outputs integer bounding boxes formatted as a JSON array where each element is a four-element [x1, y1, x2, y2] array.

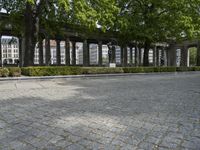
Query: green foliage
[[115, 0, 200, 43], [20, 66, 200, 76], [176, 67, 195, 72], [21, 66, 82, 76], [0, 68, 9, 77], [123, 67, 177, 73], [82, 67, 123, 74], [7, 67, 21, 77]]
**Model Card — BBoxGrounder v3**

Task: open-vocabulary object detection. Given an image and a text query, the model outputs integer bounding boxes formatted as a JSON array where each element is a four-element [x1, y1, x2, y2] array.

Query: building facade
[[1, 37, 19, 65]]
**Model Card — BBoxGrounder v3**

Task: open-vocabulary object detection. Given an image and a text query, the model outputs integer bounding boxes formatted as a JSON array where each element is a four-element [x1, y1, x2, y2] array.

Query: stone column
[[111, 45, 116, 63], [56, 40, 61, 65], [138, 47, 142, 66], [135, 46, 138, 66], [45, 38, 51, 66], [167, 44, 177, 66], [65, 38, 70, 66], [83, 39, 89, 66], [120, 46, 124, 66], [38, 39, 44, 66], [164, 49, 168, 66], [0, 35, 2, 67], [180, 45, 188, 67], [153, 46, 156, 66], [71, 41, 76, 66], [197, 41, 200, 66], [130, 47, 133, 66], [98, 41, 102, 66], [161, 47, 165, 66], [156, 47, 160, 66], [123, 46, 128, 67]]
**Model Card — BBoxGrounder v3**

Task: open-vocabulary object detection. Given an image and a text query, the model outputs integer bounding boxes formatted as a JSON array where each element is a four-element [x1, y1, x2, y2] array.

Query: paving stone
[[0, 73, 200, 149]]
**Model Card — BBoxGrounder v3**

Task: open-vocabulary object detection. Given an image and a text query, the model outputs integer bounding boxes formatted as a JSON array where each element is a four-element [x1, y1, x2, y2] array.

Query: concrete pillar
[[120, 46, 124, 66], [98, 41, 102, 66], [124, 46, 128, 66], [130, 47, 133, 66], [164, 49, 168, 66], [71, 41, 76, 66], [38, 39, 44, 66], [0, 35, 2, 67], [138, 47, 142, 66], [167, 44, 177, 66], [111, 45, 116, 63], [197, 41, 200, 66], [156, 47, 160, 66], [161, 48, 165, 66], [83, 39, 89, 66], [45, 38, 51, 66], [56, 40, 61, 65], [135, 46, 138, 66], [153, 46, 156, 66], [180, 45, 188, 67], [65, 38, 70, 66]]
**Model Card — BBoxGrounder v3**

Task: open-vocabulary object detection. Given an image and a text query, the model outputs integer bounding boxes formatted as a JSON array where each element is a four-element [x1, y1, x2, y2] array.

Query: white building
[[1, 37, 19, 65]]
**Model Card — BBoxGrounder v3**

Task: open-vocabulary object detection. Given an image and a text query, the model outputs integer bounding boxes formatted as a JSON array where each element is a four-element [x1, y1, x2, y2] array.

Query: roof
[[1, 37, 18, 44]]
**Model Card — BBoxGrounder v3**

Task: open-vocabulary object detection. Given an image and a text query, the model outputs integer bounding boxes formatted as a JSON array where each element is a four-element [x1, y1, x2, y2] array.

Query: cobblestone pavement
[[0, 73, 200, 150]]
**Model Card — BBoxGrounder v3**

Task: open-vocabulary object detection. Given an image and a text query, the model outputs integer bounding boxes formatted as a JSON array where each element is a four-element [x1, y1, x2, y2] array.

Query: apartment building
[[1, 37, 19, 65]]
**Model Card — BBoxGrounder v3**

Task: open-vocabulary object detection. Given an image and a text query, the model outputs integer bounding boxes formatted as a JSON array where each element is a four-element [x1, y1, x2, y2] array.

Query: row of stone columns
[[0, 36, 168, 67], [37, 38, 103, 67], [168, 43, 200, 67]]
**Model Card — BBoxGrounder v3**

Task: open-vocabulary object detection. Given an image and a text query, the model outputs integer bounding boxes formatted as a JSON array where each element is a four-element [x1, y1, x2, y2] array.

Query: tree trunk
[[143, 41, 150, 66], [23, 2, 36, 67]]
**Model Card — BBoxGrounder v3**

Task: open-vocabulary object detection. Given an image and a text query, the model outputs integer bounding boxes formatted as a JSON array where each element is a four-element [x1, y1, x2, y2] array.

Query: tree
[[0, 0, 119, 66], [115, 0, 200, 66]]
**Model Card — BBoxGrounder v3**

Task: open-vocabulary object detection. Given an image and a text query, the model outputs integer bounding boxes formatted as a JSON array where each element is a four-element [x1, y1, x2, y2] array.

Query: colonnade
[[0, 35, 169, 67], [2, 34, 200, 67], [168, 42, 200, 67]]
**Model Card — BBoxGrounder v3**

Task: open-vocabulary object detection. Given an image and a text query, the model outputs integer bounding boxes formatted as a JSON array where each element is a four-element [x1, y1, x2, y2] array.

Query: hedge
[[8, 67, 21, 77], [21, 66, 82, 76], [0, 66, 199, 77], [0, 67, 21, 77], [123, 67, 177, 73], [82, 67, 124, 74], [0, 68, 9, 77]]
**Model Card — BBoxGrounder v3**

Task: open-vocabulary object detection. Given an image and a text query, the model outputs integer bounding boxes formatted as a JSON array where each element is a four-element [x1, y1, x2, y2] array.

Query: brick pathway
[[0, 73, 200, 149]]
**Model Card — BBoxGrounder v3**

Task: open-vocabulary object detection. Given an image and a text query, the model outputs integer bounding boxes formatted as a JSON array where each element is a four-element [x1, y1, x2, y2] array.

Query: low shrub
[[82, 67, 124, 74], [8, 67, 21, 77], [176, 67, 195, 72], [158, 67, 177, 72], [0, 68, 9, 77], [123, 67, 176, 73], [194, 66, 200, 71], [123, 67, 144, 73], [21, 66, 82, 76], [20, 66, 200, 77]]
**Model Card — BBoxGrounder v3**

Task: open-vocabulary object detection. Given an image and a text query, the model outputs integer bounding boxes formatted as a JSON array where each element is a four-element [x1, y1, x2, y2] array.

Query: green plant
[[8, 67, 21, 77], [21, 66, 82, 76], [0, 68, 9, 77], [82, 67, 124, 74]]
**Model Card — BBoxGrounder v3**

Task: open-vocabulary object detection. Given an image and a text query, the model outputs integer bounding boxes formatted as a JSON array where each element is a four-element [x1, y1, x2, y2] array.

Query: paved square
[[0, 73, 200, 149]]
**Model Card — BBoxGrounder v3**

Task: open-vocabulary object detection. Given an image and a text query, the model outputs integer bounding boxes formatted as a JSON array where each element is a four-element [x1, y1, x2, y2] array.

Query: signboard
[[109, 63, 116, 68]]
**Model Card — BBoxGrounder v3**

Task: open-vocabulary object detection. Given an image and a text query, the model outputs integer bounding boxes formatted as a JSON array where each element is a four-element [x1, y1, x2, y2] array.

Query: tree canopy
[[113, 0, 200, 65], [1, 0, 200, 66]]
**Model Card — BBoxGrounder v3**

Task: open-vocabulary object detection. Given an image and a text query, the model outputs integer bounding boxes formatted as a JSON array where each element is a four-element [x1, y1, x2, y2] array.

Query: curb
[[0, 71, 200, 81]]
